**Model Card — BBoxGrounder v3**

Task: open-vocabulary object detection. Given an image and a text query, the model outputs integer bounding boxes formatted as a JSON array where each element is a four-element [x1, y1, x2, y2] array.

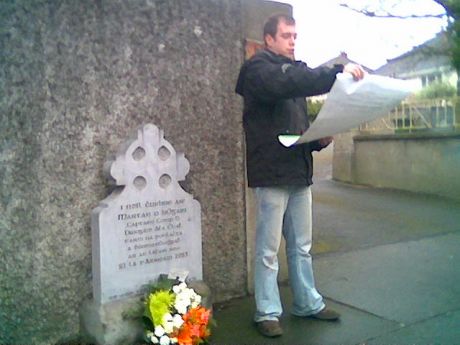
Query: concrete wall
[[333, 132, 460, 201], [0, 0, 249, 343], [332, 131, 359, 184]]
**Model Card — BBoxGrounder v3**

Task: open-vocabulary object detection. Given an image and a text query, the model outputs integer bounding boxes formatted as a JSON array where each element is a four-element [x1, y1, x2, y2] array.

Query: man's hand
[[318, 136, 333, 148], [344, 63, 365, 80]]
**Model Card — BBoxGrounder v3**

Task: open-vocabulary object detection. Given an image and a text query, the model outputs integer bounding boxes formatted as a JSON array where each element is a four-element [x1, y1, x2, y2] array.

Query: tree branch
[[339, 3, 446, 19]]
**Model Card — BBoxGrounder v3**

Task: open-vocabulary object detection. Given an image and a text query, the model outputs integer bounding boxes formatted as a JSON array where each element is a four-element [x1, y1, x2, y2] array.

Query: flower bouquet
[[142, 278, 212, 345]]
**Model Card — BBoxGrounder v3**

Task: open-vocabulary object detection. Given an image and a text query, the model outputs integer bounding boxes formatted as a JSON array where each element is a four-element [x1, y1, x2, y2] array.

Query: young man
[[235, 14, 364, 337]]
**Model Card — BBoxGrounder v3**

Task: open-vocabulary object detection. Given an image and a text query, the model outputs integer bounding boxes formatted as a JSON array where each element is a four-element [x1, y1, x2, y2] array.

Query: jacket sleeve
[[244, 58, 343, 102], [309, 139, 329, 152]]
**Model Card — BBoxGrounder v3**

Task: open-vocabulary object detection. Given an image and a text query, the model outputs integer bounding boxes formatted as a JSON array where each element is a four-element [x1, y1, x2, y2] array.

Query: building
[[320, 51, 373, 73], [375, 31, 458, 90]]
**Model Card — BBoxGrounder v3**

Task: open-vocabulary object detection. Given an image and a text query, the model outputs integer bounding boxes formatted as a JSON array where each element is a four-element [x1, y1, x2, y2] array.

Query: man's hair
[[263, 14, 295, 45]]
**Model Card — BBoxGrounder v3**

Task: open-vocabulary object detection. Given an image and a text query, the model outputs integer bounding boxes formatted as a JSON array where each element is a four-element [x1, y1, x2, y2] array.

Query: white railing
[[359, 98, 458, 133]]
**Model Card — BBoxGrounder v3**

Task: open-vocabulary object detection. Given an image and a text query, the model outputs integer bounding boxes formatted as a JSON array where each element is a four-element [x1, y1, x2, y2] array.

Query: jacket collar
[[262, 48, 295, 64]]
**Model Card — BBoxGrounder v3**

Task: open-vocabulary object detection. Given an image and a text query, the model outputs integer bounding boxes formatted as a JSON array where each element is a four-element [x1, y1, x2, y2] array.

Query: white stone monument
[[92, 124, 202, 304], [81, 124, 204, 345]]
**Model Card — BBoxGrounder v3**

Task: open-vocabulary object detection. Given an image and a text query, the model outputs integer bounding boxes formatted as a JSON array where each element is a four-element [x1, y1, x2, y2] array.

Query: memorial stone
[[91, 123, 202, 304]]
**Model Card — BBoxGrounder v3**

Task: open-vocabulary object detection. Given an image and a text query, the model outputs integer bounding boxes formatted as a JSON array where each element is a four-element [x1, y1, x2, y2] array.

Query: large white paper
[[279, 73, 419, 147]]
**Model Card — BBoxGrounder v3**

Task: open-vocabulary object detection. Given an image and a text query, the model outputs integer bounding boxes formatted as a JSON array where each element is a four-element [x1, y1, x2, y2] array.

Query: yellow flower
[[147, 290, 175, 327]]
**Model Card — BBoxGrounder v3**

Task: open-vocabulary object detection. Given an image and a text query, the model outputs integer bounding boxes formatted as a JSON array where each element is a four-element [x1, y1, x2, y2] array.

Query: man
[[235, 14, 364, 338]]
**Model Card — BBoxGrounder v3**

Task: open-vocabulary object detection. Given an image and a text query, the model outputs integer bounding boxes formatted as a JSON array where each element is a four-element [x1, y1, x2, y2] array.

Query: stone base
[[80, 296, 144, 345]]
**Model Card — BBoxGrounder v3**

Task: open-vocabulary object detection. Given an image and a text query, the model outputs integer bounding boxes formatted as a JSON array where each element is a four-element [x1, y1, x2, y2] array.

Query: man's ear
[[265, 34, 275, 48]]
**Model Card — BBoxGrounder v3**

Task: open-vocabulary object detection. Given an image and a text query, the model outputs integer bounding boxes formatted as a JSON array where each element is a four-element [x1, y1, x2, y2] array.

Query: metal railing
[[359, 98, 458, 134]]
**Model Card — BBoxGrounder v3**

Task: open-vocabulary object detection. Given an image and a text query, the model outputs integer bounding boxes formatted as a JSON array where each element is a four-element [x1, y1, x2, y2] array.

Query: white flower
[[164, 324, 173, 334], [170, 337, 178, 344], [172, 283, 204, 314], [175, 300, 188, 315], [178, 295, 191, 306], [172, 282, 187, 294], [189, 291, 201, 308], [162, 313, 174, 333], [183, 288, 194, 299], [154, 325, 165, 337], [146, 331, 159, 343], [172, 314, 184, 328], [163, 313, 173, 322], [174, 289, 193, 314], [159, 335, 170, 345]]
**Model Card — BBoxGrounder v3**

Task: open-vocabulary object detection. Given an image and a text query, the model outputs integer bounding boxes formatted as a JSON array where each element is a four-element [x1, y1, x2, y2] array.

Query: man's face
[[266, 20, 297, 60]]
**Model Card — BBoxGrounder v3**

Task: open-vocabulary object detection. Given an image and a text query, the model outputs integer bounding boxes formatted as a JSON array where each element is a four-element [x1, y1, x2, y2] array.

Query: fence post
[[455, 97, 460, 129]]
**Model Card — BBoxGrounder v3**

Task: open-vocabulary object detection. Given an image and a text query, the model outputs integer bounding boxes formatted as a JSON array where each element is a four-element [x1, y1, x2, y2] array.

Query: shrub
[[415, 81, 456, 99], [307, 99, 324, 121]]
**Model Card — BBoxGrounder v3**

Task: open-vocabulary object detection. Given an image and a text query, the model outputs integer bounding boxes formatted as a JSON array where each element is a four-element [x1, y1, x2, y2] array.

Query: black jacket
[[235, 49, 343, 187]]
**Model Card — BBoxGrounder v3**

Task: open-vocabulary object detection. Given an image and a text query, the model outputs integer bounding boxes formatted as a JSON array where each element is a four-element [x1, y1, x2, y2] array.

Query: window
[[421, 73, 442, 87]]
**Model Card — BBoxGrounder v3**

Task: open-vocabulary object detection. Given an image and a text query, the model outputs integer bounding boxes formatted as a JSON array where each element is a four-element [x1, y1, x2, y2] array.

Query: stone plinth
[[80, 297, 143, 345]]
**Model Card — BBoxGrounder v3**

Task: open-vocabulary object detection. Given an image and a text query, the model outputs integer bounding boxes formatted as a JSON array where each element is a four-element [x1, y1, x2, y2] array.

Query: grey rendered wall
[[331, 131, 358, 183], [333, 133, 460, 201], [0, 1, 246, 343]]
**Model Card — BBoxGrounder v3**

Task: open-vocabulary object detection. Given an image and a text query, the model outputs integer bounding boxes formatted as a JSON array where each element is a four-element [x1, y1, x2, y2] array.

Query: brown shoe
[[310, 307, 340, 321], [256, 320, 283, 337]]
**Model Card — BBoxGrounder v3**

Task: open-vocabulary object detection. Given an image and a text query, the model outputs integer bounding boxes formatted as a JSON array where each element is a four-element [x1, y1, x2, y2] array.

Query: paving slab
[[366, 309, 460, 345], [311, 180, 460, 255], [315, 232, 460, 324], [210, 287, 400, 345]]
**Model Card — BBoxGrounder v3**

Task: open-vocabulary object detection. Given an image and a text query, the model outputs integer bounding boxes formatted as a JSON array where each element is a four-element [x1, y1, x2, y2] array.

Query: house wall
[[446, 70, 458, 87], [333, 133, 460, 201], [416, 66, 457, 88]]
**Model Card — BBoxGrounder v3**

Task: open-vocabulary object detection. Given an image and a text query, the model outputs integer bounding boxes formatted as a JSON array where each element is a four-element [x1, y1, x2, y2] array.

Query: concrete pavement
[[210, 179, 460, 345]]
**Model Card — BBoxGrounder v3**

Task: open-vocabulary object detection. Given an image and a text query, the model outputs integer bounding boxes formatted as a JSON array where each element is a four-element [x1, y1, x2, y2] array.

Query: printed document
[[279, 73, 419, 147]]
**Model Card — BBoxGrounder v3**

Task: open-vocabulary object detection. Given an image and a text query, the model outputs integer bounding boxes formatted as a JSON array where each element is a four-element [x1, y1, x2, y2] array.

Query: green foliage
[[145, 276, 176, 293], [438, 1, 460, 82], [415, 81, 457, 99], [307, 99, 324, 121]]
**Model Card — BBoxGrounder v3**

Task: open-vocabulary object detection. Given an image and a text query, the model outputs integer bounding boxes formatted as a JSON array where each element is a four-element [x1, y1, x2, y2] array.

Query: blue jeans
[[254, 186, 325, 322]]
